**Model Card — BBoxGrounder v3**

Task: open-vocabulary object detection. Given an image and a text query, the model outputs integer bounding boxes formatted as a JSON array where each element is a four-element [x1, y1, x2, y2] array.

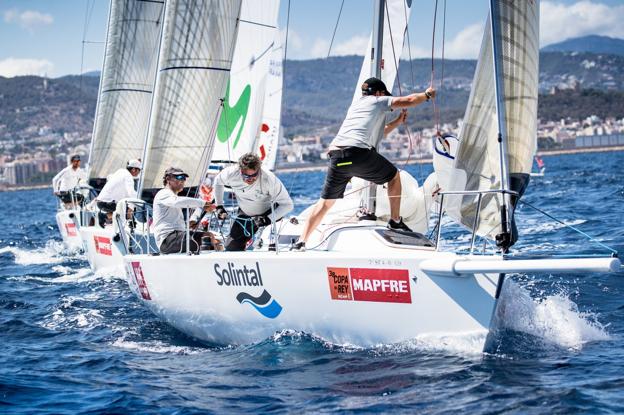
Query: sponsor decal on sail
[[129, 261, 151, 300], [65, 222, 77, 237], [93, 236, 112, 256], [213, 261, 282, 318], [327, 267, 411, 304], [216, 80, 251, 149]]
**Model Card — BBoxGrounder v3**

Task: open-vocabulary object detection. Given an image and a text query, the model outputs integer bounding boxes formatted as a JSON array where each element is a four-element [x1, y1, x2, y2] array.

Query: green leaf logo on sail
[[217, 80, 251, 149]]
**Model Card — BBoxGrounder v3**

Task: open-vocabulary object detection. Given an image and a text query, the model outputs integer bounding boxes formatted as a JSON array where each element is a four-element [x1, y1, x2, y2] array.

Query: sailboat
[[115, 0, 620, 350], [530, 155, 546, 177], [77, 0, 165, 271]]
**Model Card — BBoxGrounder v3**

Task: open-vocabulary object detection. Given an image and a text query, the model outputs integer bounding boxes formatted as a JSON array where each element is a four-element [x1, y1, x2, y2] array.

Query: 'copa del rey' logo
[[65, 223, 77, 237], [327, 267, 412, 304], [93, 236, 112, 256]]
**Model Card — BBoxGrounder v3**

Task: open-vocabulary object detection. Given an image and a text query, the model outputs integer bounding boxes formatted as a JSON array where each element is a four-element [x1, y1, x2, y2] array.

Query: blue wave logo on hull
[[236, 290, 282, 319]]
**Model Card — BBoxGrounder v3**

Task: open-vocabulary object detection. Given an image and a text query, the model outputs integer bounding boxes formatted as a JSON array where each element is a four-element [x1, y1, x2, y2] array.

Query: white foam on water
[[496, 279, 610, 350], [269, 329, 487, 356], [41, 305, 104, 331], [0, 241, 70, 265], [111, 337, 207, 355], [520, 218, 586, 234], [371, 331, 488, 357]]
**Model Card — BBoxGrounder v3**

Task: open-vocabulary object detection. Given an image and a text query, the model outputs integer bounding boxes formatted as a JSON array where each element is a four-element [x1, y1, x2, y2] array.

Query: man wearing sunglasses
[[213, 153, 293, 251], [94, 159, 142, 227], [152, 167, 215, 254]]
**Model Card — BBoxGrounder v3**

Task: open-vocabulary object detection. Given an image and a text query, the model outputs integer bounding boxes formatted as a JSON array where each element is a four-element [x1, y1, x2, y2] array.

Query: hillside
[[542, 35, 624, 57], [2, 51, 624, 148]]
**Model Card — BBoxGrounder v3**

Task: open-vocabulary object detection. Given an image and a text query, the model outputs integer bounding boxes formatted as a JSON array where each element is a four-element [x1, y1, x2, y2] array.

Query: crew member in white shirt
[[95, 159, 142, 227], [52, 154, 87, 205], [213, 153, 293, 251], [152, 167, 214, 254]]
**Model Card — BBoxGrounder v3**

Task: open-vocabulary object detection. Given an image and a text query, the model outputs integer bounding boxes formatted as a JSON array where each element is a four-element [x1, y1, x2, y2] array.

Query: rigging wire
[[327, 0, 346, 58], [79, 0, 97, 94]]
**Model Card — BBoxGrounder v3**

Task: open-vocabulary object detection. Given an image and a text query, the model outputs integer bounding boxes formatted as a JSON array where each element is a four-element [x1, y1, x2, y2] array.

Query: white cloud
[[0, 58, 54, 77], [540, 1, 624, 46], [3, 8, 53, 32], [443, 23, 484, 59], [331, 35, 369, 57]]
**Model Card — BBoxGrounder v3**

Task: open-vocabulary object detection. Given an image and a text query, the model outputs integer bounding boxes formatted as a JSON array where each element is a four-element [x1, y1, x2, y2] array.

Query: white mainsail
[[352, 0, 412, 107], [210, 0, 281, 165], [442, 0, 539, 243], [254, 31, 283, 171], [87, 0, 165, 185], [139, 0, 243, 192]]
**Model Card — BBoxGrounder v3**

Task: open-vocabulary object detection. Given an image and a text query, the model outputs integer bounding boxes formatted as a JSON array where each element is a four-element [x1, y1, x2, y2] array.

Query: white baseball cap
[[127, 159, 142, 169]]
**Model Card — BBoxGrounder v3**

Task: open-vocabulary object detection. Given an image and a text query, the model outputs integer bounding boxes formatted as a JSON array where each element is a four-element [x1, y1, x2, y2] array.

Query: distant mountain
[[2, 50, 624, 147], [542, 35, 624, 56]]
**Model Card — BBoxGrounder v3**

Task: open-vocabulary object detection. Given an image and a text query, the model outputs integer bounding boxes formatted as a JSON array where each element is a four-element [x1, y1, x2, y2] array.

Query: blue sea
[[1, 151, 623, 414]]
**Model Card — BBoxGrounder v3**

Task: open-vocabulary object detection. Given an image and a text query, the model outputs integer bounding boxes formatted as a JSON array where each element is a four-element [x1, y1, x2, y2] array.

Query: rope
[[283, 0, 291, 61], [327, 0, 346, 58], [519, 200, 619, 255], [383, 1, 415, 171]]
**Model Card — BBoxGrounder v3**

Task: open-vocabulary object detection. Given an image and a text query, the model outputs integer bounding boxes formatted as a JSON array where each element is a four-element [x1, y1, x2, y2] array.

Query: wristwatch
[[424, 90, 432, 101]]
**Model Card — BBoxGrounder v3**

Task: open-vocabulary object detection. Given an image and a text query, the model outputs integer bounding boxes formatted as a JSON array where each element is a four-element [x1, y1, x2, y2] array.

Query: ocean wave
[[496, 279, 610, 350], [0, 240, 83, 266]]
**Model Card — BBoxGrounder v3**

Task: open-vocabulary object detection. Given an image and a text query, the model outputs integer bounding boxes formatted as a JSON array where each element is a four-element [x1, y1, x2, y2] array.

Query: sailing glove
[[215, 205, 229, 220], [252, 215, 271, 228]]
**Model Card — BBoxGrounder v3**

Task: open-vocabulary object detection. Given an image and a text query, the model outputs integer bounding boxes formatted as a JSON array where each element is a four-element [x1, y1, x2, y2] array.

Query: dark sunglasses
[[172, 174, 187, 181], [241, 170, 259, 180]]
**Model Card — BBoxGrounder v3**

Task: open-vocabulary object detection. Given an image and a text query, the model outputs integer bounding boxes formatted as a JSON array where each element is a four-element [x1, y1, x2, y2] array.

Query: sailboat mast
[[363, 0, 386, 216], [86, 0, 113, 181], [488, 0, 512, 245]]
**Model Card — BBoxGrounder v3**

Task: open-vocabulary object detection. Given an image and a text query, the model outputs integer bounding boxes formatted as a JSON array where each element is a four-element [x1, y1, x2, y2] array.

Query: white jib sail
[[88, 0, 165, 182], [254, 30, 283, 171], [352, 0, 412, 105], [444, 0, 539, 241], [209, 0, 281, 166], [139, 0, 243, 191]]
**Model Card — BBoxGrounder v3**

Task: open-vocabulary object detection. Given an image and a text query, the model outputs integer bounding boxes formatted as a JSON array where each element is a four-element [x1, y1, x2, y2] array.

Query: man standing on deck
[[94, 159, 142, 227], [52, 154, 87, 205], [213, 153, 293, 251], [152, 167, 215, 254], [293, 78, 435, 251]]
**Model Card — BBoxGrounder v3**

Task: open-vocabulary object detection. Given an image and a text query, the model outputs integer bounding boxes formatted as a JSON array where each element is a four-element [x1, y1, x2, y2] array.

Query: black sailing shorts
[[320, 147, 398, 200]]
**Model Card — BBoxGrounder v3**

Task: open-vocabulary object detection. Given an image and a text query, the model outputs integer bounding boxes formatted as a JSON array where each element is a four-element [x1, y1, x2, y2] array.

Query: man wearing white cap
[[95, 159, 142, 227]]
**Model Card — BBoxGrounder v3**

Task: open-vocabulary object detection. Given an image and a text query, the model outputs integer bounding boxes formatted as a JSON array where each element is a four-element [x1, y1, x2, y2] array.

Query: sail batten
[[442, 0, 539, 244], [88, 0, 165, 184], [139, 0, 243, 192]]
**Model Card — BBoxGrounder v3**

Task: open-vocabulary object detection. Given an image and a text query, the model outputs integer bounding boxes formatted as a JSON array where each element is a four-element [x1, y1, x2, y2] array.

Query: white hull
[[79, 225, 125, 273], [55, 210, 83, 252], [123, 227, 501, 348]]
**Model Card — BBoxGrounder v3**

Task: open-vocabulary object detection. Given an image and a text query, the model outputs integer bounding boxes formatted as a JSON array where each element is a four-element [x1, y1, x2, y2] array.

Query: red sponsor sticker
[[93, 235, 112, 256], [326, 267, 411, 304], [65, 223, 77, 237], [327, 267, 352, 300], [131, 261, 151, 300]]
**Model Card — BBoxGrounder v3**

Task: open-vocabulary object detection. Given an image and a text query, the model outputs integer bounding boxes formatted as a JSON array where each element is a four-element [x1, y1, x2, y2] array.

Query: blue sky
[[1, 0, 623, 77]]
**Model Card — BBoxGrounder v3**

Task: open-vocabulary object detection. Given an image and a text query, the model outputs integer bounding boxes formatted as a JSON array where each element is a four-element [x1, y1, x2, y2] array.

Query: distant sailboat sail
[[442, 0, 539, 244], [210, 0, 281, 165], [139, 0, 243, 192], [255, 31, 283, 171], [87, 0, 165, 188]]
